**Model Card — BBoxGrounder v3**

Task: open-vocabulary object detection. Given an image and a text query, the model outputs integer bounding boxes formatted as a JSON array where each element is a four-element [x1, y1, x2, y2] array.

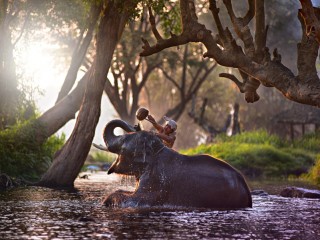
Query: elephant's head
[[103, 119, 165, 177]]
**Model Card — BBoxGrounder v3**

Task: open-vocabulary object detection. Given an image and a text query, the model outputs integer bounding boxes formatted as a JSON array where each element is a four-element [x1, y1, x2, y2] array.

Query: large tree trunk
[[37, 1, 132, 188]]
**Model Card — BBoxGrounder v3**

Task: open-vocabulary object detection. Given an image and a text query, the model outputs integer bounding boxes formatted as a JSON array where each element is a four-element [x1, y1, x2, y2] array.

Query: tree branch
[[141, 1, 211, 57], [299, 0, 320, 44], [219, 73, 245, 93], [297, 6, 319, 79], [13, 11, 30, 46], [148, 7, 163, 41], [255, 0, 267, 57], [209, 0, 226, 42], [141, 0, 320, 107], [55, 2, 102, 103], [223, 0, 255, 57], [159, 67, 181, 90], [243, 0, 255, 25]]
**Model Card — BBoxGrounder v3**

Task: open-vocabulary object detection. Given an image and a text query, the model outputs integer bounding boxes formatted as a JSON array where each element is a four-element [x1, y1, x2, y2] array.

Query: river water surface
[[1, 172, 320, 239]]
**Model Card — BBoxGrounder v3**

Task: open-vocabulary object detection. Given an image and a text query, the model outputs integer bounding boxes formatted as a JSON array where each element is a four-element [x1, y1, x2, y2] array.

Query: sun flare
[[16, 41, 66, 111], [19, 42, 62, 90]]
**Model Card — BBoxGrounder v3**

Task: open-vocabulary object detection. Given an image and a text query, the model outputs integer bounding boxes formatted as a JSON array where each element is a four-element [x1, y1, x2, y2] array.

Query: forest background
[[0, 0, 320, 187]]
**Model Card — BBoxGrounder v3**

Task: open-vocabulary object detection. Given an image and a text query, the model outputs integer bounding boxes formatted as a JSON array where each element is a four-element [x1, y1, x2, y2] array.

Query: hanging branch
[[220, 0, 261, 103], [219, 73, 245, 93]]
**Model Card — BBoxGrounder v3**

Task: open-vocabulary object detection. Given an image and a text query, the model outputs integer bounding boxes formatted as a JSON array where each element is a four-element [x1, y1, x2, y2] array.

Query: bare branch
[[138, 59, 162, 92], [140, 0, 320, 106], [148, 7, 163, 41], [209, 0, 226, 41], [255, 0, 267, 55], [160, 67, 181, 90], [243, 77, 261, 103], [140, 34, 190, 56], [219, 73, 245, 93], [243, 0, 255, 25], [223, 0, 255, 57], [56, 2, 102, 103], [12, 11, 30, 46], [299, 0, 320, 44], [188, 62, 217, 96], [297, 9, 319, 79], [141, 1, 211, 56]]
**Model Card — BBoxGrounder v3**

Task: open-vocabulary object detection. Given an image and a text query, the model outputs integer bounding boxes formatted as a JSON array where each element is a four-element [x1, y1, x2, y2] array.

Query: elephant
[[102, 119, 252, 209]]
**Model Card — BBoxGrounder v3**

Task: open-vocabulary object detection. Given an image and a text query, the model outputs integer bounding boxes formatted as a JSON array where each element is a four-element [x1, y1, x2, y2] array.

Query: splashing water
[[0, 172, 319, 239]]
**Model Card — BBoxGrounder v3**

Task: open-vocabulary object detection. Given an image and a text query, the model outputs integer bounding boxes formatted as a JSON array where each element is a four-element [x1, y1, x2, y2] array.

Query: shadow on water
[[1, 172, 320, 239]]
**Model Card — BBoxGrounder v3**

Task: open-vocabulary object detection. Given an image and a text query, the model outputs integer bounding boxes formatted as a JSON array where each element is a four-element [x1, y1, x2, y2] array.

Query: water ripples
[[0, 174, 319, 239]]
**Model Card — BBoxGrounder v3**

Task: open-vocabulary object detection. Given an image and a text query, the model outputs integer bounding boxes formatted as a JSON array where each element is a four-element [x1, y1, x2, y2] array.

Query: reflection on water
[[0, 172, 320, 239]]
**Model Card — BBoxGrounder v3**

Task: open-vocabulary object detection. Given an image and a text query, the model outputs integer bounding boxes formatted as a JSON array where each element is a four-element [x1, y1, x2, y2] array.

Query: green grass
[[293, 132, 320, 152], [181, 130, 318, 180], [213, 130, 286, 148]]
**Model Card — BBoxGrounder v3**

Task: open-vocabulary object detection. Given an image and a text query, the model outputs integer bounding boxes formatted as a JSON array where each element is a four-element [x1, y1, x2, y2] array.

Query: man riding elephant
[[147, 115, 177, 148], [101, 119, 252, 209], [135, 107, 177, 148]]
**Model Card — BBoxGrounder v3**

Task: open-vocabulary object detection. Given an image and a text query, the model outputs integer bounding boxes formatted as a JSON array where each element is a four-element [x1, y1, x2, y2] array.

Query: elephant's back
[[183, 154, 246, 179], [185, 154, 234, 168], [168, 153, 252, 208]]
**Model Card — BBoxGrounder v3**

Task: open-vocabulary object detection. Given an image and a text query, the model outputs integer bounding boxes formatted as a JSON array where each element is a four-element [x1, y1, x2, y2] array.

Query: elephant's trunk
[[103, 119, 136, 153]]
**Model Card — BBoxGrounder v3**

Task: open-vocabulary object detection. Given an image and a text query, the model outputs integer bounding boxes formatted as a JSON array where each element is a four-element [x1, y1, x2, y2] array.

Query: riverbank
[[248, 178, 320, 195]]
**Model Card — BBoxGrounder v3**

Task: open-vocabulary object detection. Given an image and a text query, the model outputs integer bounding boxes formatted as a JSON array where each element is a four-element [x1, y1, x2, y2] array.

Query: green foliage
[[0, 120, 65, 181], [129, 0, 182, 36], [181, 130, 317, 179], [26, 0, 92, 30], [307, 155, 320, 185], [90, 151, 115, 164], [292, 132, 320, 153], [214, 130, 286, 148], [154, 1, 181, 37]]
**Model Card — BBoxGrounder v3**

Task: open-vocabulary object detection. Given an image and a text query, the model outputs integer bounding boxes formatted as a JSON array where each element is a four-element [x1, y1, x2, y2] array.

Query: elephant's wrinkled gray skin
[[103, 119, 252, 209]]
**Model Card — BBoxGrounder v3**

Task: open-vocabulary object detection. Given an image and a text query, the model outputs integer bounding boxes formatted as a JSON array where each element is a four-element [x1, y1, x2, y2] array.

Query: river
[[0, 172, 319, 239]]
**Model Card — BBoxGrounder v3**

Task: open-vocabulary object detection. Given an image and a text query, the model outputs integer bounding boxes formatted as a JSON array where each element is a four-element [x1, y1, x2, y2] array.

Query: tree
[[0, 0, 23, 128], [104, 11, 162, 124], [38, 0, 135, 187], [157, 43, 217, 122], [55, 2, 102, 104], [0, 0, 101, 146], [140, 0, 320, 107]]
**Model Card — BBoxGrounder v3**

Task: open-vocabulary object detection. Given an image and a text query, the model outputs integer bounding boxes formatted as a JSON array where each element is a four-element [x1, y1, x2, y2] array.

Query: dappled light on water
[[0, 172, 319, 239]]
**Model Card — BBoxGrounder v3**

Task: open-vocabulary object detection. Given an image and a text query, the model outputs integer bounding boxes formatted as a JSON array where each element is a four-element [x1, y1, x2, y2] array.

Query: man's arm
[[147, 115, 163, 132], [156, 132, 176, 145]]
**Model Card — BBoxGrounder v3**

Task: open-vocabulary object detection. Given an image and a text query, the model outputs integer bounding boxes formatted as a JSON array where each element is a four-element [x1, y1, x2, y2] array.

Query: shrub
[[213, 130, 286, 147], [306, 155, 320, 185], [90, 151, 115, 164], [0, 119, 65, 180], [293, 132, 320, 153]]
